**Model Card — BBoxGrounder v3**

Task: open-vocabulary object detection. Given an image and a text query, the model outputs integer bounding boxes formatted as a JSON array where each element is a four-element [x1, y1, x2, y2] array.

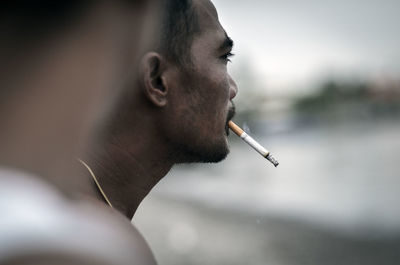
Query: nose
[[228, 74, 238, 100]]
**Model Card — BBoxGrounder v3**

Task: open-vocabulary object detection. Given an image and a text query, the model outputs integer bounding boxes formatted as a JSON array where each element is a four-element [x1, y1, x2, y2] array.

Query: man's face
[[166, 0, 238, 163]]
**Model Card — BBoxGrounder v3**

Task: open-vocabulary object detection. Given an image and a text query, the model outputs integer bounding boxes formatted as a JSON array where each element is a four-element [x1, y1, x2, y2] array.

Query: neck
[[82, 132, 174, 219]]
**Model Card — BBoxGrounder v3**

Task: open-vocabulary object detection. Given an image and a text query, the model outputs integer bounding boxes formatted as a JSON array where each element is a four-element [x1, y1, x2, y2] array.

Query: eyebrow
[[219, 34, 234, 51]]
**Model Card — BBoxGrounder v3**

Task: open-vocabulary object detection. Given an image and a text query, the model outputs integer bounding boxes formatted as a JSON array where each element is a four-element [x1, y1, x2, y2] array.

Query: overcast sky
[[213, 0, 400, 96]]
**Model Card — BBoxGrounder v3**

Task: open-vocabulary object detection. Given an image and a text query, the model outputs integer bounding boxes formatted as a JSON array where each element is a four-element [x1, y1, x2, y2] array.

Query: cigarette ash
[[266, 154, 279, 167]]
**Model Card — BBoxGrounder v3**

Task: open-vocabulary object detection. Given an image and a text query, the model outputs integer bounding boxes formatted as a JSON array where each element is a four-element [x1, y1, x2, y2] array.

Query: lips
[[225, 102, 236, 135]]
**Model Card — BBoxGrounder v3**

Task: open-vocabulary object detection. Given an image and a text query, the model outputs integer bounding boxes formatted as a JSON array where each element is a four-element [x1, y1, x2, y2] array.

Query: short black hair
[[157, 0, 200, 67], [1, 2, 99, 48], [0, 1, 147, 50], [0, 0, 147, 100]]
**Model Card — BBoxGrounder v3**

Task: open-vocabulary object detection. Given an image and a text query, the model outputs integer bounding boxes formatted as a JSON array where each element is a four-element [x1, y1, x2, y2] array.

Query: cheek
[[201, 67, 230, 103], [209, 75, 230, 116], [179, 65, 231, 135], [198, 73, 230, 130]]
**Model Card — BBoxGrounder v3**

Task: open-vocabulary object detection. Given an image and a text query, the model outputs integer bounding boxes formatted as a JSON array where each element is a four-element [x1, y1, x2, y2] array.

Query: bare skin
[[80, 0, 238, 220], [0, 1, 156, 197], [0, 1, 159, 264]]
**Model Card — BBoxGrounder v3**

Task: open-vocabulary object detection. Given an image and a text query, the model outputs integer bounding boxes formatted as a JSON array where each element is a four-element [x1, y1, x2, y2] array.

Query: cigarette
[[228, 121, 279, 167]]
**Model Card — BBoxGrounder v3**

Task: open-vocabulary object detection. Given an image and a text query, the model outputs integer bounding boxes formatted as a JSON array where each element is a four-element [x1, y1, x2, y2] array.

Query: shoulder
[[0, 170, 157, 265], [78, 202, 158, 265]]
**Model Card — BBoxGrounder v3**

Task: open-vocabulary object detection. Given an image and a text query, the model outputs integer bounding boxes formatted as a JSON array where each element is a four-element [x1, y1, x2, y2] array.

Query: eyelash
[[221, 52, 235, 62]]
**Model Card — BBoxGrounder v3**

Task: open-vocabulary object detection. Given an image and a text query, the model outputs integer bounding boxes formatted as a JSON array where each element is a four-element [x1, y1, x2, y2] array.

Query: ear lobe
[[141, 52, 168, 107]]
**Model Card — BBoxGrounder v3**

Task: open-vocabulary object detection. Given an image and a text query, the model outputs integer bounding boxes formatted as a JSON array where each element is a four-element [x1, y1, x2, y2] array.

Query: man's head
[[0, 0, 157, 102], [156, 0, 199, 67], [139, 0, 238, 163], [0, 1, 158, 178]]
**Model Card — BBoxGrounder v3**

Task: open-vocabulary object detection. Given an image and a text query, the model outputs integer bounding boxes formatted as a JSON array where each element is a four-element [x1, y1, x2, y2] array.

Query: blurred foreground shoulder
[[0, 169, 156, 265], [79, 201, 158, 265]]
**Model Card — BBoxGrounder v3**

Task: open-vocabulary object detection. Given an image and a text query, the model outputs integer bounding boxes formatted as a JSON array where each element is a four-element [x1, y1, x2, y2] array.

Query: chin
[[202, 145, 229, 163], [176, 137, 230, 164]]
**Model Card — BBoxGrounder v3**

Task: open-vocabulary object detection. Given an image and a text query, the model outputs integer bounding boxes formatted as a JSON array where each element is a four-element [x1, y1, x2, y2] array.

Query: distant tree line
[[294, 79, 400, 119]]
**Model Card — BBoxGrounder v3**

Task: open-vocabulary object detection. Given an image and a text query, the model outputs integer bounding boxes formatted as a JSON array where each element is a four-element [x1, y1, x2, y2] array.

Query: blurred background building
[[133, 0, 400, 264]]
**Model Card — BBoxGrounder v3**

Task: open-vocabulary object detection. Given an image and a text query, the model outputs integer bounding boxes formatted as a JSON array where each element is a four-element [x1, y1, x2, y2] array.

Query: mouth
[[225, 102, 236, 136]]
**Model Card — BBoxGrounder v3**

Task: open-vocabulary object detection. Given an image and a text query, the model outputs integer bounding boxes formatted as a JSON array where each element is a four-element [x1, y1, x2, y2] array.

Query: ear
[[140, 52, 168, 107]]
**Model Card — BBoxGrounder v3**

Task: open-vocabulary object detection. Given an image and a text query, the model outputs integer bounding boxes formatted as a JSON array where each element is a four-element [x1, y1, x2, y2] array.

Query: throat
[[82, 141, 173, 219]]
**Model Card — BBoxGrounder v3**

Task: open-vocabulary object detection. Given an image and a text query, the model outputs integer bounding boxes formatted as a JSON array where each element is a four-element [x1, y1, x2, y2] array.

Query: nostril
[[229, 81, 238, 99], [228, 75, 238, 99], [230, 88, 237, 99]]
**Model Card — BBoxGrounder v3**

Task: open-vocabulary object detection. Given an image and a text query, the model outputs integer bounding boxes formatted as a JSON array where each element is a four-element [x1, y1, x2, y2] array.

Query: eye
[[221, 52, 235, 63]]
